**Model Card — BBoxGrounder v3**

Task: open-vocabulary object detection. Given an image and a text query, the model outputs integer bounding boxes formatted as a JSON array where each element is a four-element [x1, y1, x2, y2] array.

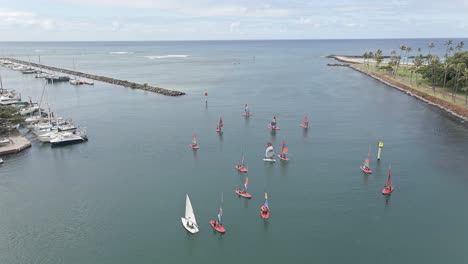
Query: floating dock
[[0, 135, 32, 156], [0, 58, 186, 96]]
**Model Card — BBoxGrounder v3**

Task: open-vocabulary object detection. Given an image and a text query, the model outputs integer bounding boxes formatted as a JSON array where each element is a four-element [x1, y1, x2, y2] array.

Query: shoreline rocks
[[0, 58, 186, 96]]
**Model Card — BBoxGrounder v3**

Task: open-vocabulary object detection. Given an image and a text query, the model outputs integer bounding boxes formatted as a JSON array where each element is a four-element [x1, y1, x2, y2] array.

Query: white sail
[[185, 194, 197, 225], [265, 146, 274, 158]]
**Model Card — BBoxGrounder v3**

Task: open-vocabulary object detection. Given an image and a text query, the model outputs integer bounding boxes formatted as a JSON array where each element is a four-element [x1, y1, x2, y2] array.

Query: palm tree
[[442, 40, 453, 89], [455, 41, 464, 52], [395, 44, 406, 77], [428, 55, 440, 95], [406, 47, 412, 66], [374, 49, 383, 69], [363, 52, 369, 68], [463, 68, 468, 105], [368, 51, 374, 68], [413, 54, 424, 86], [452, 63, 464, 102], [428, 42, 435, 55]]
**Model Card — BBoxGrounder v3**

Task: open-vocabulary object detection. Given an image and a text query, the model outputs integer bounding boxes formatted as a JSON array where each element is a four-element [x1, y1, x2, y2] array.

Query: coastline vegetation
[[0, 106, 24, 135], [361, 40, 467, 106]]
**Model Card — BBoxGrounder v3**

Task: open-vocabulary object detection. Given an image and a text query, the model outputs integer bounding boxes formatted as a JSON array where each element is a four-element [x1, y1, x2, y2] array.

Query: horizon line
[[0, 37, 467, 43]]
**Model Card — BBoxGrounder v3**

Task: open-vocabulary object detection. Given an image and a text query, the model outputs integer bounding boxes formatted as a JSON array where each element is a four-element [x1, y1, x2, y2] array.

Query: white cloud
[[112, 20, 122, 31], [0, 8, 56, 30], [297, 17, 312, 25], [230, 21, 240, 32]]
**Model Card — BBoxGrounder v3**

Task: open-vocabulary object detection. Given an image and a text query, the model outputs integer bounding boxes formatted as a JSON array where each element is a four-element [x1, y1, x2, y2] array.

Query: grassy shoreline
[[330, 55, 468, 121]]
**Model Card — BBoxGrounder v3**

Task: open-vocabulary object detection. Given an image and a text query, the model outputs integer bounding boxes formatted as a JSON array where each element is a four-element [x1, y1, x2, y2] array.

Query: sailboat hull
[[181, 218, 199, 234], [235, 190, 252, 198], [263, 158, 276, 162], [209, 220, 226, 233], [190, 144, 199, 149], [268, 125, 280, 130], [260, 206, 270, 219], [382, 186, 395, 195], [300, 124, 310, 128], [360, 166, 373, 174], [277, 154, 289, 161], [235, 165, 248, 173]]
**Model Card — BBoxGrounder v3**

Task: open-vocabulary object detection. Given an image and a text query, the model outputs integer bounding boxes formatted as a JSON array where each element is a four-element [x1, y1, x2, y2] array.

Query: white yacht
[[50, 131, 87, 146]]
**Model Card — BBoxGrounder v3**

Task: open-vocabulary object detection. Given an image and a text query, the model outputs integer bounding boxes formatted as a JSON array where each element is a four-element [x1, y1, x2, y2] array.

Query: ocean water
[[0, 39, 467, 264]]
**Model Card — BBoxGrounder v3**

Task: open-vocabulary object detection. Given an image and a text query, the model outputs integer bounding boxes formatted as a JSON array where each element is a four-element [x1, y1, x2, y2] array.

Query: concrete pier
[[0, 58, 186, 96], [0, 135, 32, 156]]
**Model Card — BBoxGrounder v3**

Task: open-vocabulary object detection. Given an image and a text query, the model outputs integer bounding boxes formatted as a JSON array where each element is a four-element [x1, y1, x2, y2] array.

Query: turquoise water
[[0, 40, 467, 263]]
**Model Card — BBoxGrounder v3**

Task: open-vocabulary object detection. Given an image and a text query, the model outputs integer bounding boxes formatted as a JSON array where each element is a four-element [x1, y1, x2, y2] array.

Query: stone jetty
[[0, 58, 185, 96], [0, 135, 31, 155]]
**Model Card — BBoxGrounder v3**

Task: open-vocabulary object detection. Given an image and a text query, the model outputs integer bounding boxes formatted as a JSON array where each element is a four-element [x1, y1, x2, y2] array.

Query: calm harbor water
[[0, 40, 467, 264]]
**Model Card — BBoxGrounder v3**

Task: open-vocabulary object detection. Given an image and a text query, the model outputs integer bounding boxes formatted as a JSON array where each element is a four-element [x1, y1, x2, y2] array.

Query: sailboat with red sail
[[277, 139, 289, 161], [216, 117, 223, 133], [382, 166, 395, 195]]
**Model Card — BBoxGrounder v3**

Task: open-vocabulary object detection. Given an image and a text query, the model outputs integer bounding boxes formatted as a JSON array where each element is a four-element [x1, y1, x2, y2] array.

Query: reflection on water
[[192, 149, 198, 160], [384, 195, 391, 207]]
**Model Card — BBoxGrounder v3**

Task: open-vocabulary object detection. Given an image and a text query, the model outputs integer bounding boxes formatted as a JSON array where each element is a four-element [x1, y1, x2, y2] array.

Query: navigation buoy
[[377, 141, 384, 160]]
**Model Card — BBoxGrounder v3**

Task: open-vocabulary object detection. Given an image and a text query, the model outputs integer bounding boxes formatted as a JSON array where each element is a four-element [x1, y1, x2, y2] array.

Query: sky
[[0, 0, 467, 41]]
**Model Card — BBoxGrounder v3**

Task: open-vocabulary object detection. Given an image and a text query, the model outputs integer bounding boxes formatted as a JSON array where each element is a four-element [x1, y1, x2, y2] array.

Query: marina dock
[[0, 134, 31, 155], [0, 58, 186, 96]]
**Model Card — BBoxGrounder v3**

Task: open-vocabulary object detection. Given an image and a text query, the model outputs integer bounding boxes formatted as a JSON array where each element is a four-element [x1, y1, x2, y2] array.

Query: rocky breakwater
[[1, 58, 186, 96]]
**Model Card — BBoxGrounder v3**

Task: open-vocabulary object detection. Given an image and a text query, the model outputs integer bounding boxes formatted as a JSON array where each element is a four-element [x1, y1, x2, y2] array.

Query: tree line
[[362, 40, 467, 104]]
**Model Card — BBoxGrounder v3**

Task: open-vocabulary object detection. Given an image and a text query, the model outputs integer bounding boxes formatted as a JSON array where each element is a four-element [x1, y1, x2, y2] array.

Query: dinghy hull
[[360, 166, 373, 174], [181, 217, 199, 234], [235, 190, 252, 199], [209, 220, 226, 233], [382, 186, 395, 195]]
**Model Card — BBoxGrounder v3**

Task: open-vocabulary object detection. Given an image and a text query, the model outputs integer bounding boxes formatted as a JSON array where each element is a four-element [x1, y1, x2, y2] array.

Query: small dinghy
[[277, 139, 289, 161], [242, 104, 252, 117], [235, 154, 248, 173], [382, 166, 395, 195], [209, 203, 225, 233], [235, 177, 252, 199], [359, 148, 372, 174], [268, 116, 280, 130], [263, 143, 276, 162], [190, 132, 199, 149], [216, 117, 223, 133], [181, 194, 199, 234], [260, 192, 270, 219], [300, 114, 310, 128]]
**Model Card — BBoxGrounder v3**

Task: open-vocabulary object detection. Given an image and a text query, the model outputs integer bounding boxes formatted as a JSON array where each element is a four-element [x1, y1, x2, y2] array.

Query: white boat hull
[[263, 158, 276, 162], [181, 218, 199, 234]]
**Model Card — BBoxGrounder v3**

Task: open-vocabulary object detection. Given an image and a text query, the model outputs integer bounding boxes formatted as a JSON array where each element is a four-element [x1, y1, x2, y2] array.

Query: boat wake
[[145, 55, 190, 59]]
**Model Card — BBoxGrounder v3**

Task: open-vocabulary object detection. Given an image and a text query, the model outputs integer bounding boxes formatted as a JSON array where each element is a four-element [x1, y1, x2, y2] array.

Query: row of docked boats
[[0, 73, 89, 147], [0, 58, 94, 86]]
